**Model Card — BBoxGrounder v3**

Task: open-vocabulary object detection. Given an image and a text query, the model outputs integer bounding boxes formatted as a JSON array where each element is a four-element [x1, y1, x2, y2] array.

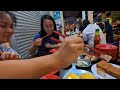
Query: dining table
[[48, 32, 120, 79], [58, 56, 120, 79]]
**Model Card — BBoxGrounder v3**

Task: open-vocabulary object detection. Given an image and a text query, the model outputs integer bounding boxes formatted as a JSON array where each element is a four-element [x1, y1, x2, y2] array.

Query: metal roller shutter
[[10, 11, 49, 59]]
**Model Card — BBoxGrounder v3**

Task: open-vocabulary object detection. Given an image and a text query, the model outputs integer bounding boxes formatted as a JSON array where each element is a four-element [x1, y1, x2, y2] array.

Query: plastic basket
[[95, 44, 118, 60]]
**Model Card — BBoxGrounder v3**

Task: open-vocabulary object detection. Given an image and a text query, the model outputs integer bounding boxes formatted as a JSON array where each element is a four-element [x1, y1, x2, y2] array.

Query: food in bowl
[[80, 53, 98, 62], [65, 73, 79, 79], [76, 61, 82, 66], [84, 55, 97, 62], [79, 73, 96, 79], [76, 60, 91, 67]]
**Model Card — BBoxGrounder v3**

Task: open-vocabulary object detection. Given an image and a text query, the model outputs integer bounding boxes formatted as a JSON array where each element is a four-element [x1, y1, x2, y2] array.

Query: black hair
[[83, 19, 90, 28], [40, 14, 57, 37], [106, 13, 111, 17], [0, 11, 17, 26]]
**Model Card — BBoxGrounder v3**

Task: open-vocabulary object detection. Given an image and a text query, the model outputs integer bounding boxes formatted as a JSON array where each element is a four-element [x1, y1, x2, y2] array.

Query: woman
[[0, 11, 84, 79], [0, 11, 21, 60], [29, 15, 63, 57]]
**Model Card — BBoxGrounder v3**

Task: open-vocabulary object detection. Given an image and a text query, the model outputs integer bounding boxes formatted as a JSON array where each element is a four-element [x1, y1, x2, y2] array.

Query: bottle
[[94, 29, 101, 49]]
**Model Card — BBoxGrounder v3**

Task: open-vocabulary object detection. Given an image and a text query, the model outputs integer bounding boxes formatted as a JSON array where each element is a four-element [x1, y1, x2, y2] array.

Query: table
[[58, 59, 120, 79], [59, 59, 100, 78]]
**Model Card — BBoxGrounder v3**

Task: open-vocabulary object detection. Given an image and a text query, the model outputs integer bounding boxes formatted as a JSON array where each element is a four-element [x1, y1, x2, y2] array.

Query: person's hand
[[0, 52, 21, 60], [45, 43, 61, 48], [33, 38, 43, 47], [53, 36, 84, 69], [45, 43, 52, 48]]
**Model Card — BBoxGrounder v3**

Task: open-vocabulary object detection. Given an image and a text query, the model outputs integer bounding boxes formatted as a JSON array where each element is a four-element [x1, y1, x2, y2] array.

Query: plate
[[63, 69, 98, 79], [91, 63, 120, 79], [49, 48, 58, 53]]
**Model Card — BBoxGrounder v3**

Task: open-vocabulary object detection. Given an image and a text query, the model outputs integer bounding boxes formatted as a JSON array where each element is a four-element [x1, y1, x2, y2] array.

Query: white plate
[[63, 69, 98, 79], [91, 63, 120, 79]]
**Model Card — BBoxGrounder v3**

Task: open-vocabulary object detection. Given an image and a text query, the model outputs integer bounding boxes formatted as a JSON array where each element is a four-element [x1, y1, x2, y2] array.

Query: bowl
[[76, 60, 91, 68]]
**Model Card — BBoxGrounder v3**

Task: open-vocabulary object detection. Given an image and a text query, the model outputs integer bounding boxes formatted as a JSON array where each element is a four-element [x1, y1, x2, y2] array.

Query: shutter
[[10, 11, 49, 59]]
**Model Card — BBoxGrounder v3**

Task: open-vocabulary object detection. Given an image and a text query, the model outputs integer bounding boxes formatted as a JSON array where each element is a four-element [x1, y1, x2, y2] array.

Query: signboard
[[53, 11, 61, 20]]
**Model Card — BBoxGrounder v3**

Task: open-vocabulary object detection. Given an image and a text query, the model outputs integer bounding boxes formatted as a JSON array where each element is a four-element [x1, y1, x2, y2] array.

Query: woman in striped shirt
[[0, 11, 21, 60]]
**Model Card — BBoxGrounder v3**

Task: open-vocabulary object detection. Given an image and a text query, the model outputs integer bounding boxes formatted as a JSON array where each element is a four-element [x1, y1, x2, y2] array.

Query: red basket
[[40, 74, 61, 79], [95, 44, 118, 60]]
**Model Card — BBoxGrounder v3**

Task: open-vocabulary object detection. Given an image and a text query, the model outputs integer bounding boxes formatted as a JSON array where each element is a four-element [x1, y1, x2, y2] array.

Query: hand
[[45, 43, 61, 48], [33, 38, 43, 47], [53, 36, 84, 69], [45, 43, 52, 48], [0, 52, 21, 60]]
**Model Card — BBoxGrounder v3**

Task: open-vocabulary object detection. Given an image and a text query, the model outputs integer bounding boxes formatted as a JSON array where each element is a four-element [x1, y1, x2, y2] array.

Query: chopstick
[[83, 50, 105, 60], [32, 34, 50, 45], [41, 34, 51, 39], [50, 31, 66, 43], [50, 31, 112, 61], [50, 37, 62, 43], [84, 45, 105, 55], [50, 37, 106, 56], [84, 45, 112, 62], [50, 36, 112, 62], [53, 31, 66, 38]]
